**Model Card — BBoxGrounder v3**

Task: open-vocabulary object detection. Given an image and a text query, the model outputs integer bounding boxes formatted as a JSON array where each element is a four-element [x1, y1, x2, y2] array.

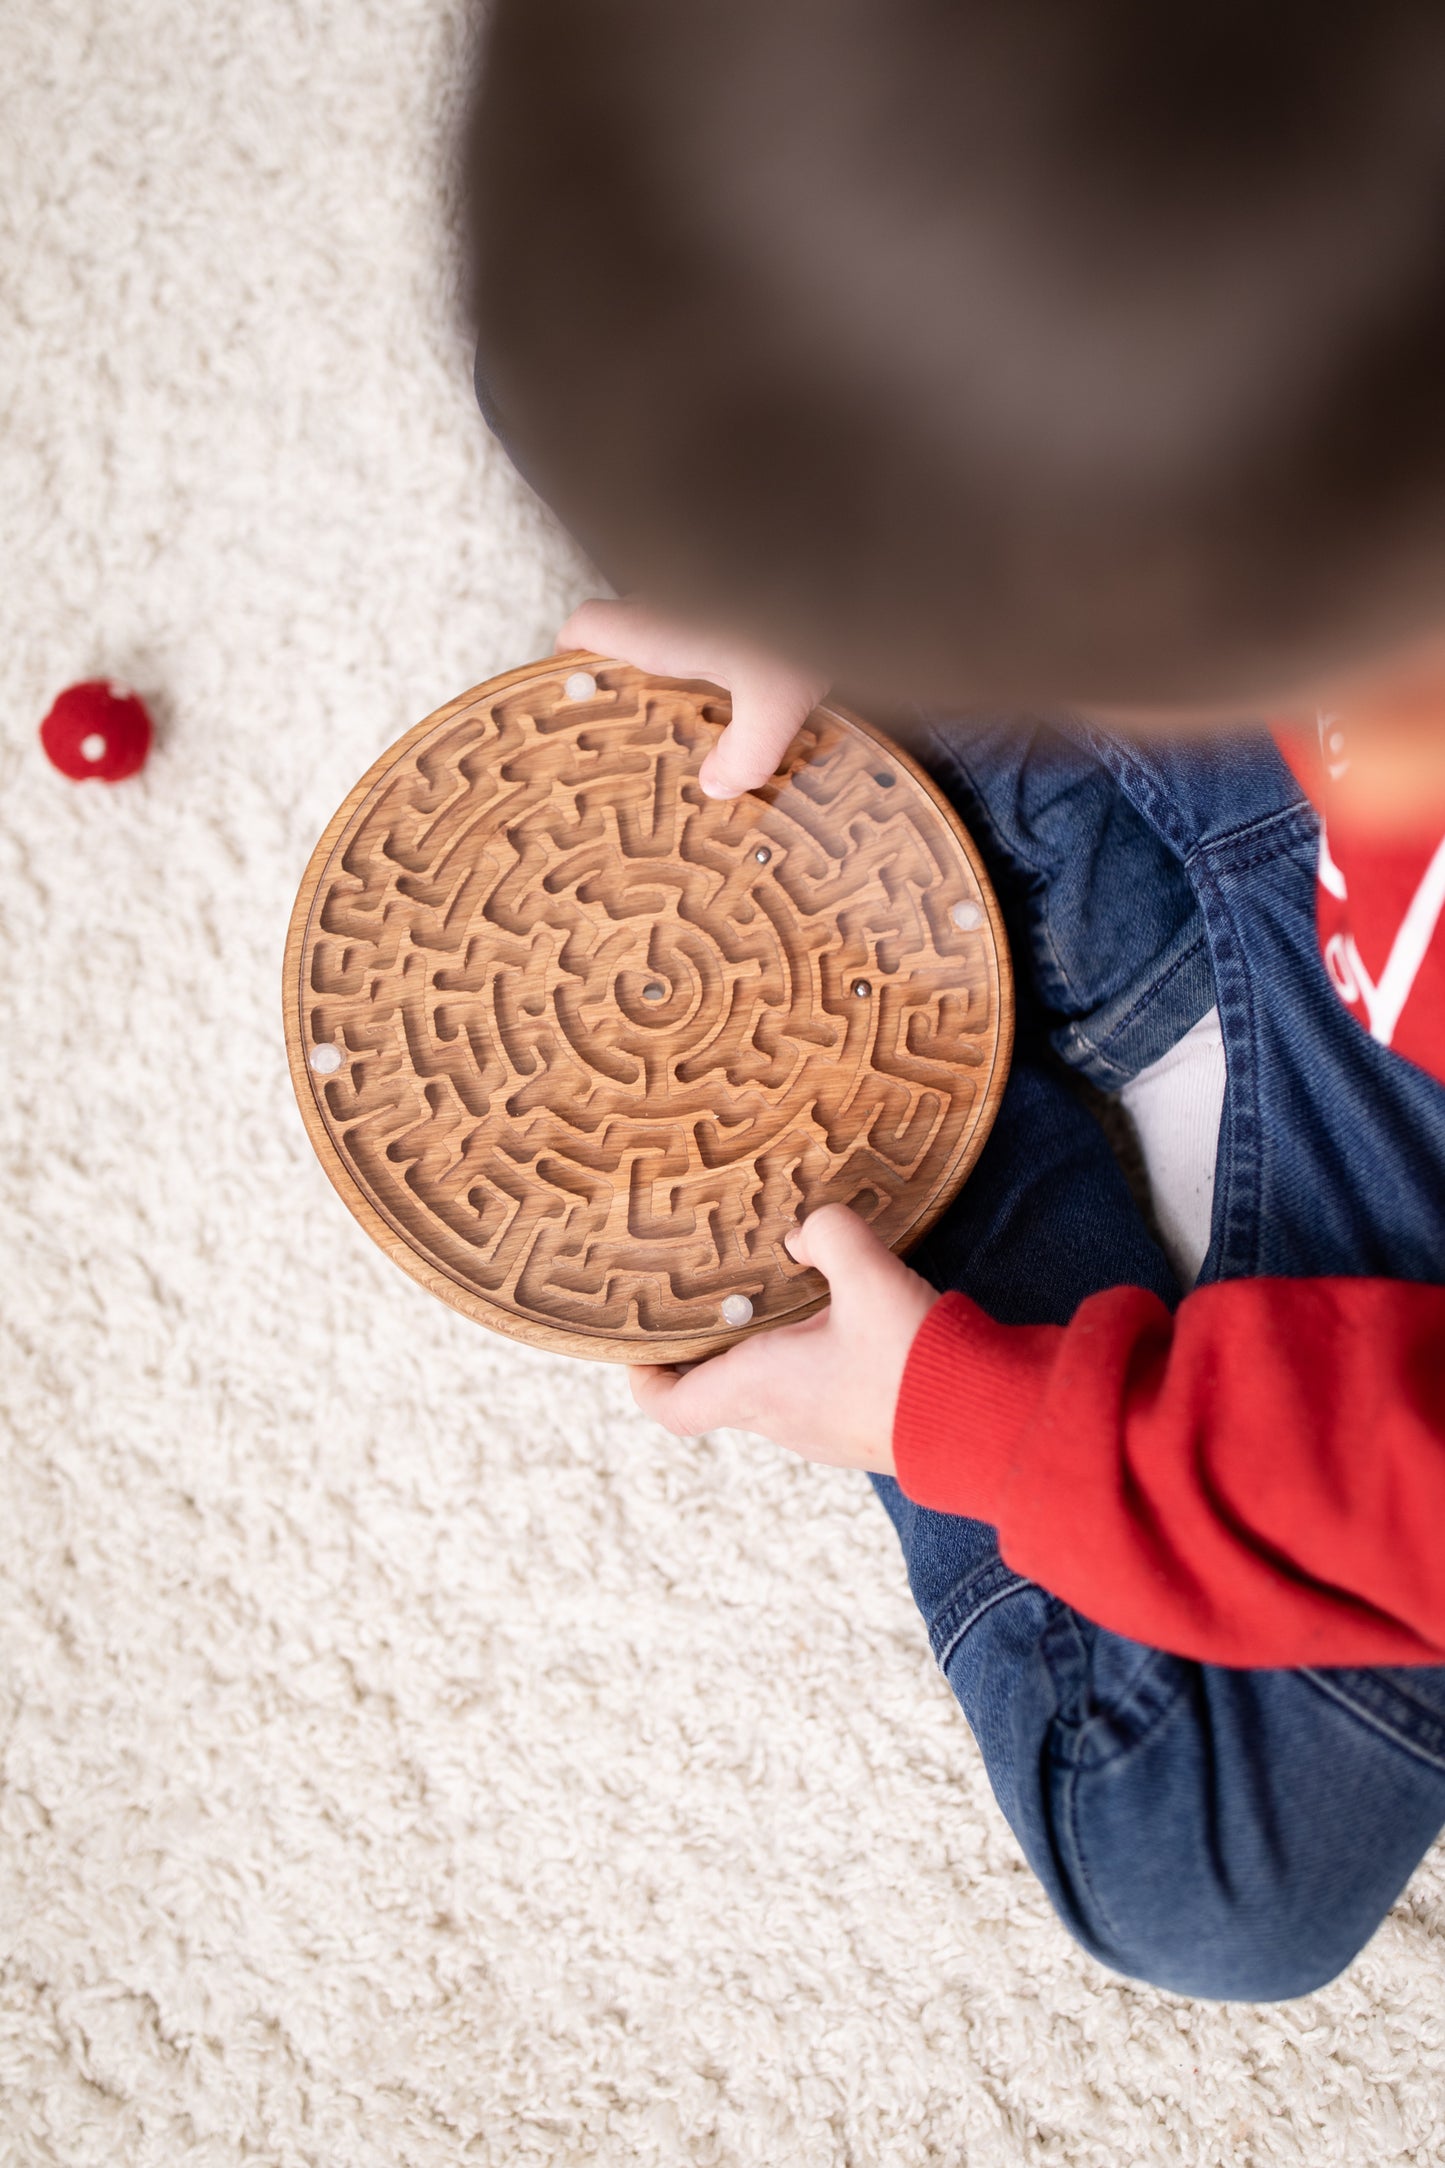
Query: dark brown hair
[[464, 1, 1445, 708]]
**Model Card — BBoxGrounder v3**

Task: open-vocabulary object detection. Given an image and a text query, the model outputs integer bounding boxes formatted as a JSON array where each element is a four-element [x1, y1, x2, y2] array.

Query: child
[[462, 1, 1445, 1998]]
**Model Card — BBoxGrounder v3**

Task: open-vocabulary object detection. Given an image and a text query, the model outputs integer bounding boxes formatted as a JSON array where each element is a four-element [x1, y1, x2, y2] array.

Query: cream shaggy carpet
[[4, 6, 1445, 2164]]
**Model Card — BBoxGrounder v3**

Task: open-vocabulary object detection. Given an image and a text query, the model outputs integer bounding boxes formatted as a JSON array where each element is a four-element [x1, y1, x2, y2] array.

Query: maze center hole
[[613, 964, 691, 1026]]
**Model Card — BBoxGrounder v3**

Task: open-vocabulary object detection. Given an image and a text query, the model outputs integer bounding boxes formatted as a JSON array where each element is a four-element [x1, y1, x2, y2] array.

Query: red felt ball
[[40, 680, 153, 783]]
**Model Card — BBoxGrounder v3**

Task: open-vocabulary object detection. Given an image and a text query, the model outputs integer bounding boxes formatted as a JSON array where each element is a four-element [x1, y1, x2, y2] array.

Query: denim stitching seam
[[1187, 857, 1264, 1279], [1301, 1669, 1445, 1775], [1057, 1751, 1126, 1955], [932, 1574, 1034, 1674], [1060, 929, 1214, 1085]]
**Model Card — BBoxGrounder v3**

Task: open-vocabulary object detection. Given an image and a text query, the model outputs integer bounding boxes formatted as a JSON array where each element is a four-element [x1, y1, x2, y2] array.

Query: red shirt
[[893, 726, 1445, 1666]]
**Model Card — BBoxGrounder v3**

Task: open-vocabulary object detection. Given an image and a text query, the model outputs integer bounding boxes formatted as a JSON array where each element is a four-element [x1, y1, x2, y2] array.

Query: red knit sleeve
[[893, 1278, 1445, 1668]]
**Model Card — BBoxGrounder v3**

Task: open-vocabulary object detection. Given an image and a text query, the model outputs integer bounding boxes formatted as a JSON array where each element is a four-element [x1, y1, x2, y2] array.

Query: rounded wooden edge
[[283, 656, 1014, 1366], [820, 697, 1016, 1263]]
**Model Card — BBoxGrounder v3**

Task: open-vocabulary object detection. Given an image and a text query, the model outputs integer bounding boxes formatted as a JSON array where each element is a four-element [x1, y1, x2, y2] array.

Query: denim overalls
[[874, 720, 1445, 2000], [471, 354, 1445, 2000]]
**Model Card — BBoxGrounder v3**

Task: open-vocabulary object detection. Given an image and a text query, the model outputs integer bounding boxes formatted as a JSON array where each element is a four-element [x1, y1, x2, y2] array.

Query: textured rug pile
[[4, 5, 1444, 2163]]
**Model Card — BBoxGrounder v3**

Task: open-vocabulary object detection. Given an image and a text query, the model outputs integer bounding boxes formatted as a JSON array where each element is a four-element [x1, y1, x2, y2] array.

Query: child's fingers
[[697, 673, 821, 798], [628, 1363, 687, 1425], [557, 597, 735, 679], [555, 597, 824, 802], [783, 1202, 910, 1299], [628, 1344, 764, 1438], [556, 597, 682, 670], [628, 1320, 823, 1439]]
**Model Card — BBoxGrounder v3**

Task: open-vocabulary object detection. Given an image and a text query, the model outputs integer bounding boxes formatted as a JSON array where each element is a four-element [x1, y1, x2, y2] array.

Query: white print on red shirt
[[1315, 713, 1445, 1052]]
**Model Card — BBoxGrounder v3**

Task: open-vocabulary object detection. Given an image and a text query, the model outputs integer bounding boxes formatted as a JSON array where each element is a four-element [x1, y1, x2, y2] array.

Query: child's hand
[[557, 598, 827, 800], [628, 1205, 939, 1473]]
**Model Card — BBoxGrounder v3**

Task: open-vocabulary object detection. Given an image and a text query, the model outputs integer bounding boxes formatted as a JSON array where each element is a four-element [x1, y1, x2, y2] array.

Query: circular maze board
[[284, 657, 1013, 1364]]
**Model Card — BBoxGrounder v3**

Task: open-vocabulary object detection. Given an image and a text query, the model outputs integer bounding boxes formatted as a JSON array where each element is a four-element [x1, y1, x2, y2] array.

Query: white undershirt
[[1117, 1006, 1227, 1288]]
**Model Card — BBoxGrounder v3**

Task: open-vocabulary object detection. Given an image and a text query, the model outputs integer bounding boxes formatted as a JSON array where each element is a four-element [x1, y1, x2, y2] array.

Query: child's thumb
[[698, 670, 825, 799], [782, 1202, 908, 1296]]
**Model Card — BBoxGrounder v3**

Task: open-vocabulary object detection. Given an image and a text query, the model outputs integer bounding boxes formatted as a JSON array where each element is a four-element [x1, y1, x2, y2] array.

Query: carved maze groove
[[285, 660, 1012, 1362]]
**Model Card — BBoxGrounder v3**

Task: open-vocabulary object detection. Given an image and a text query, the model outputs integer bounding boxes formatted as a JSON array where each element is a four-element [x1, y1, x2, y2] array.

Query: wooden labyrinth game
[[284, 658, 1013, 1363]]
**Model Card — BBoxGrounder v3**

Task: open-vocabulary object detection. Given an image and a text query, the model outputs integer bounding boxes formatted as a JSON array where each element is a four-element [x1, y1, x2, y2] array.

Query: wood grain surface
[[283, 657, 1013, 1364]]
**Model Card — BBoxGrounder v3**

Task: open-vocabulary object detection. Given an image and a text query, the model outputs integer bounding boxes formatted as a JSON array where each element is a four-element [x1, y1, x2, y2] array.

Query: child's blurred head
[[464, 1, 1445, 713]]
